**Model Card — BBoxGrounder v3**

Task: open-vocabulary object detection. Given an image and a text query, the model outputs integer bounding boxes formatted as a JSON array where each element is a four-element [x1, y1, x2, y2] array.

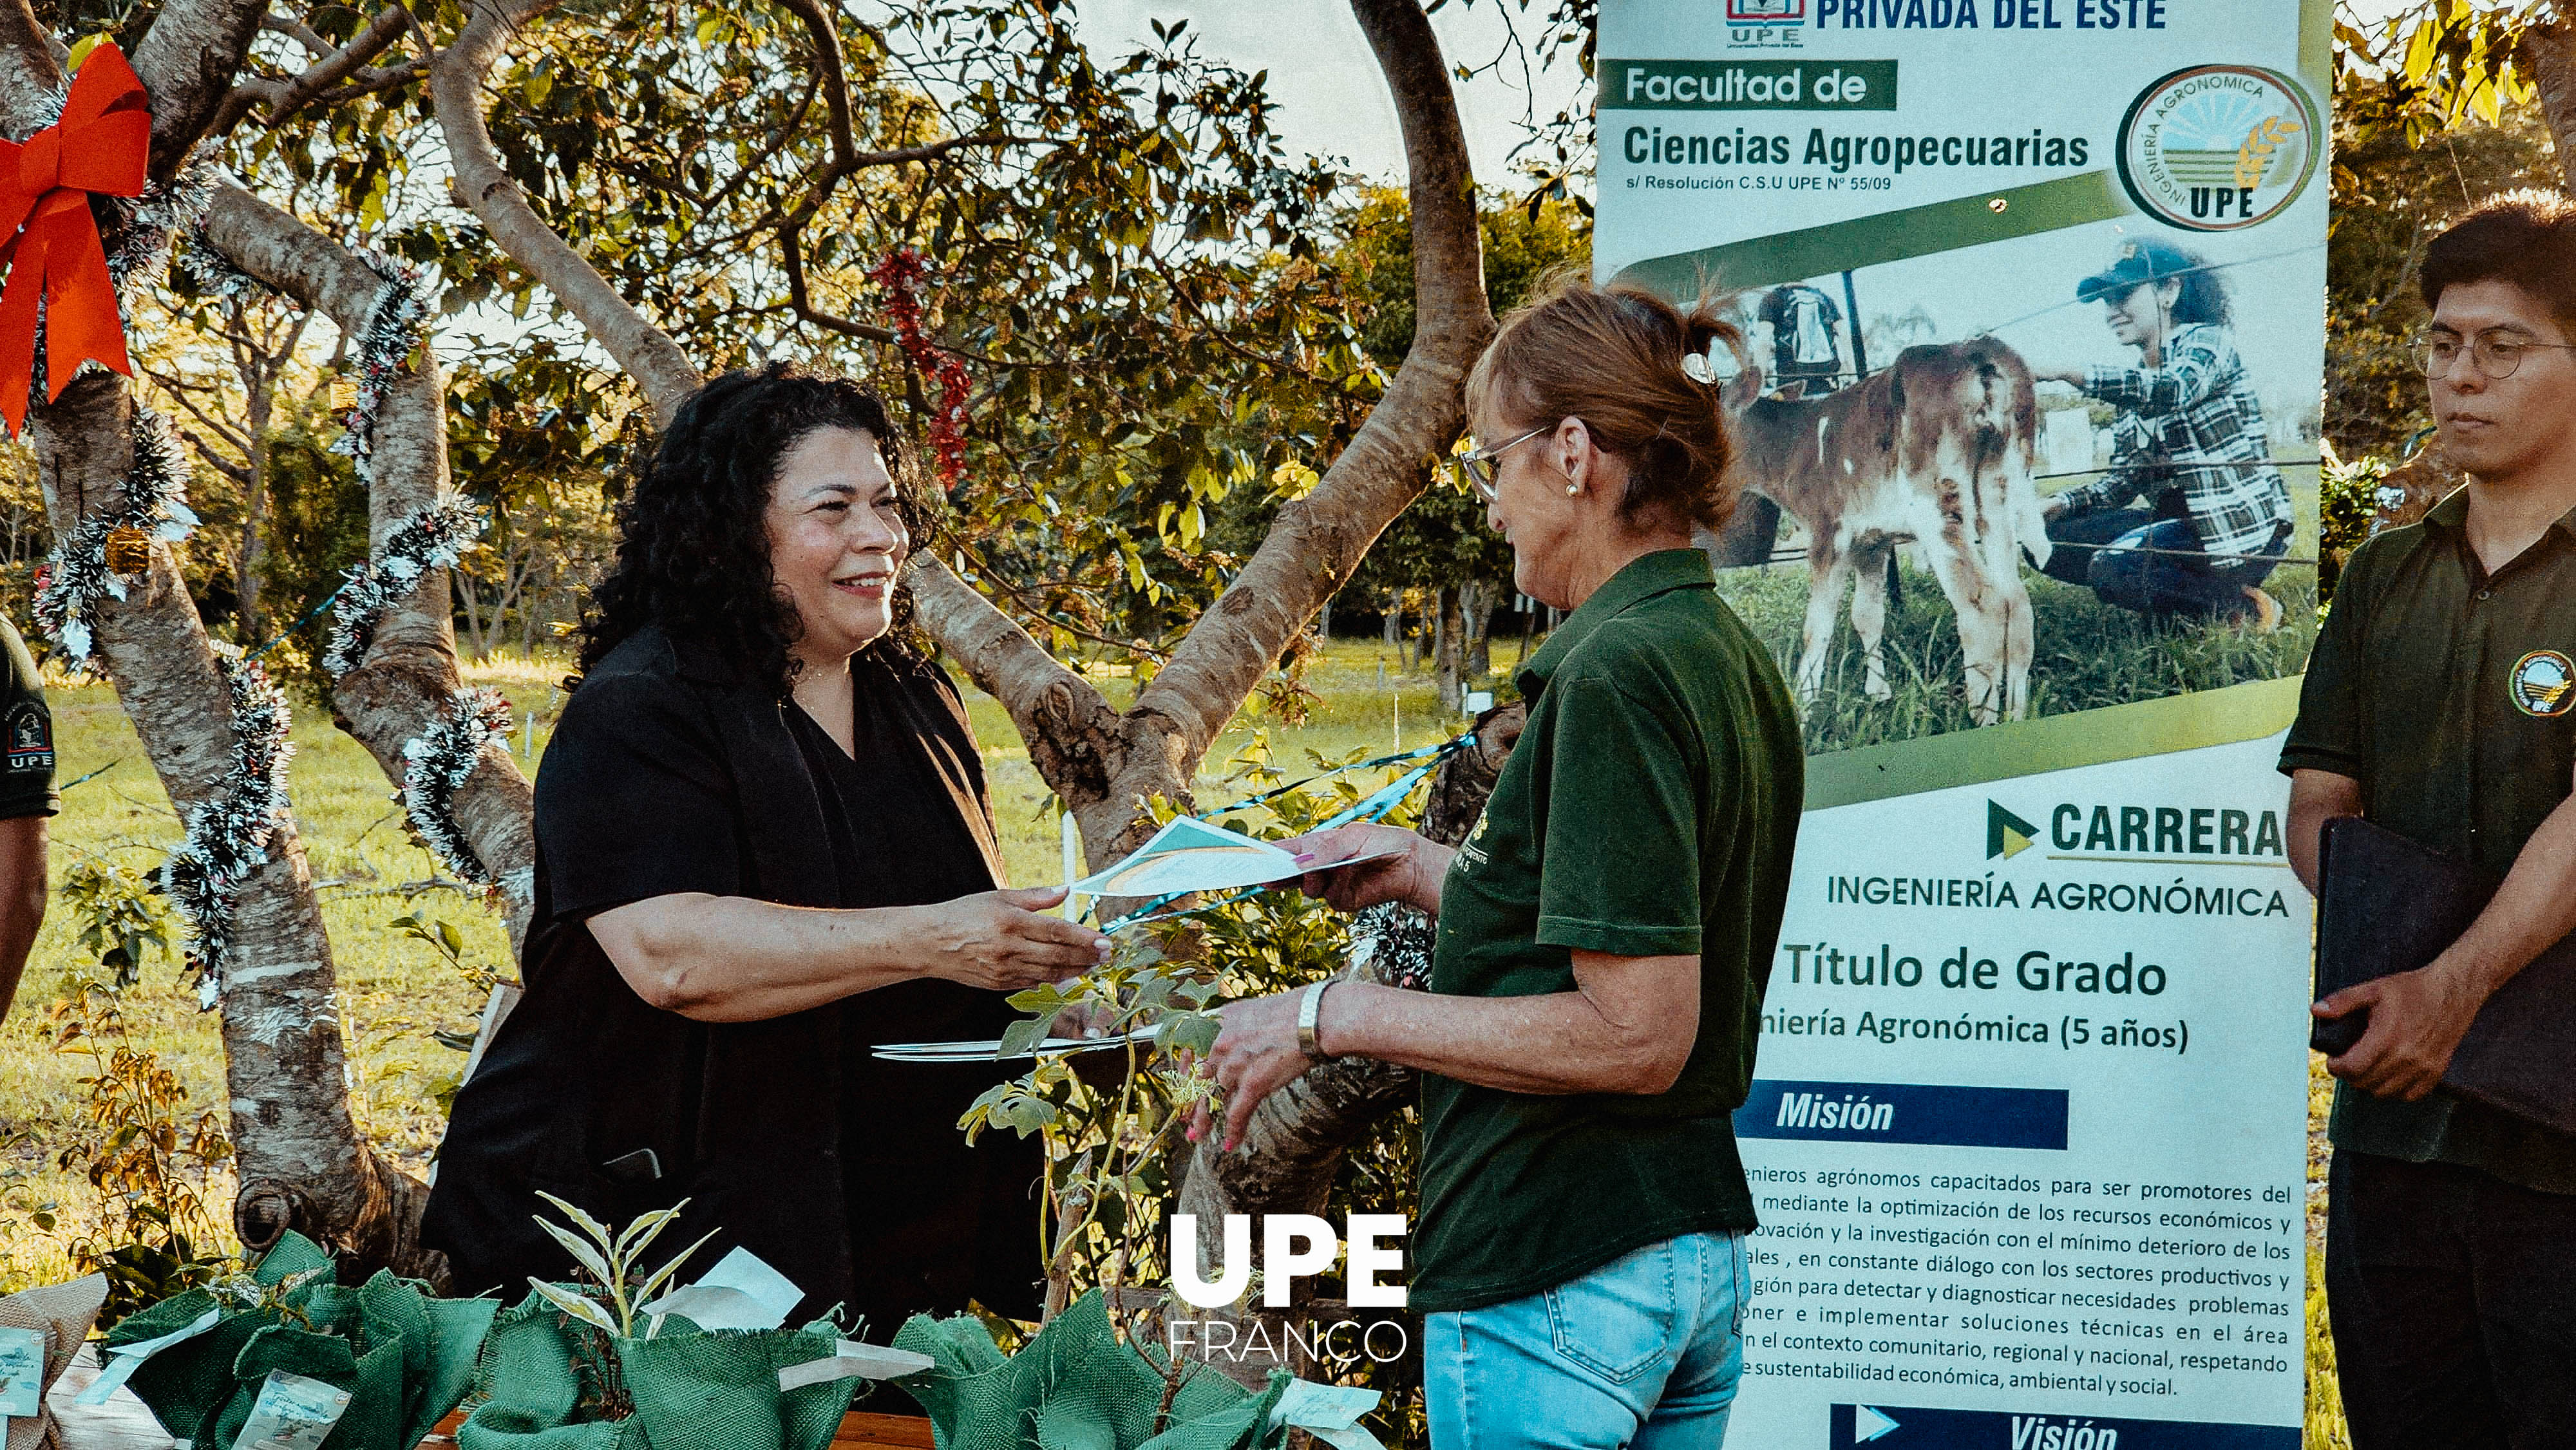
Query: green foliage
[[2333, 2, 2548, 151], [60, 857, 173, 989], [1325, 189, 1591, 608], [44, 977, 233, 1328], [249, 397, 372, 700], [2318, 451, 2396, 605], [2325, 95, 2551, 461], [525, 1193, 717, 1341]]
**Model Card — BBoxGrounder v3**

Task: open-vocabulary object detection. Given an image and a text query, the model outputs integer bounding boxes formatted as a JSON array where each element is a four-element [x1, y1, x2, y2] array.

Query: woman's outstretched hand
[[1280, 822, 1448, 916], [1188, 990, 1316, 1153], [916, 886, 1112, 992]]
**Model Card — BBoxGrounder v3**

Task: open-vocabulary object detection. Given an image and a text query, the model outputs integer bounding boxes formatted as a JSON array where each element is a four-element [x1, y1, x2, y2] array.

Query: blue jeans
[[2040, 510, 2289, 617], [1423, 1232, 1748, 1449]]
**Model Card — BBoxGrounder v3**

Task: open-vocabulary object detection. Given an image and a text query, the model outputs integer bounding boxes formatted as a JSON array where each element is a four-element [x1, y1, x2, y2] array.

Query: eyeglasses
[[2412, 328, 2576, 381], [1455, 426, 1550, 500]]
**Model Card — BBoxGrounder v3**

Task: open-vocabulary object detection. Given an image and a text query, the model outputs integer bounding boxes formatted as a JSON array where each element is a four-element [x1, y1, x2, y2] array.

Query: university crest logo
[[2116, 66, 2320, 232], [2510, 649, 2575, 717]]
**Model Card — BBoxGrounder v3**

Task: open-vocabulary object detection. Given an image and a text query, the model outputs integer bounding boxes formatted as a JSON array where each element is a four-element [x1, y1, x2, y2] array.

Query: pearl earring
[[1566, 482, 1580, 496]]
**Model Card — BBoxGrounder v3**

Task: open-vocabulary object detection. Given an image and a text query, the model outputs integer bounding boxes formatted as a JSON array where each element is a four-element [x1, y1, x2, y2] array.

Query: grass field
[[0, 632, 2348, 1445]]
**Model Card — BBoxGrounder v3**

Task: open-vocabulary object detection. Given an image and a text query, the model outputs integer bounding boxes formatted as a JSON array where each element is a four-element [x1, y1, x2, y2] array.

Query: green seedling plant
[[524, 1194, 718, 1341], [48, 975, 232, 1327]]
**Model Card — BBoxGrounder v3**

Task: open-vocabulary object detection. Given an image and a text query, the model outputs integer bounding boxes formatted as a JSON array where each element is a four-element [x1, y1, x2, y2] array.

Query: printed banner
[[1596, 1, 2331, 1444]]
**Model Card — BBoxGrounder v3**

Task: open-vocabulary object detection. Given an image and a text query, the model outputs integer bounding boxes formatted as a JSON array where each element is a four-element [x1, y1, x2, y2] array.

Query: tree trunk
[[36, 376, 440, 1278], [1431, 587, 1462, 713], [1383, 592, 1399, 649], [3, 0, 462, 1283], [1461, 578, 1491, 681], [2526, 20, 2576, 191], [236, 395, 266, 640], [204, 183, 539, 943]]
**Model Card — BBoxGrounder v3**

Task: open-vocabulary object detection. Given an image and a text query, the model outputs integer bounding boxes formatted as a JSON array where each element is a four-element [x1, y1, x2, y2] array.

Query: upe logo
[[2510, 648, 2575, 717], [1167, 1214, 1410, 1367], [2117, 65, 2320, 231], [1727, 0, 1806, 19]]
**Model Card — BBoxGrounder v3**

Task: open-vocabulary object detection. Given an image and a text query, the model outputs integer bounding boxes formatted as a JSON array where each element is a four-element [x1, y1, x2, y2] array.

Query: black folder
[[2313, 815, 2576, 1136]]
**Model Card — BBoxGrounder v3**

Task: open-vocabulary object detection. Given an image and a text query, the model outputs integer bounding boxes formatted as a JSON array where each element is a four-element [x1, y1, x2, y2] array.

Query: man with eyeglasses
[[2282, 191, 2576, 1447]]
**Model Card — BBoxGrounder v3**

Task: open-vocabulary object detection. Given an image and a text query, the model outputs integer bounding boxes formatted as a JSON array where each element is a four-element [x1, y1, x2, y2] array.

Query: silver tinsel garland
[[320, 494, 486, 677], [104, 151, 220, 297], [162, 647, 296, 1010], [33, 408, 201, 668], [401, 688, 514, 888], [327, 250, 429, 487], [175, 220, 267, 306]]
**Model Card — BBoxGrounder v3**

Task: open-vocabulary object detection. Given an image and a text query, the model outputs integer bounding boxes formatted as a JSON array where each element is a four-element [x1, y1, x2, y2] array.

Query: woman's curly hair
[[577, 362, 939, 694]]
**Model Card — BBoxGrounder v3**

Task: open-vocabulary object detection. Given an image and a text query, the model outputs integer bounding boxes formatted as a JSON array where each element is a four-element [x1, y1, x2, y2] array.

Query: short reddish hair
[[1465, 271, 1745, 532]]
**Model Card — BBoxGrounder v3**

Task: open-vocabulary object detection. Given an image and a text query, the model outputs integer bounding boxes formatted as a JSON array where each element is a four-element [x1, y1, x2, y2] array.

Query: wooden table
[[48, 1348, 939, 1450]]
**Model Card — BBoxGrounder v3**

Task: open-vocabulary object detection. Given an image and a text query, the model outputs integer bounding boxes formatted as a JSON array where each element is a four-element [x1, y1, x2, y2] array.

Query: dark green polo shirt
[[0, 616, 56, 819], [1410, 549, 1804, 1312], [2281, 487, 2576, 1192]]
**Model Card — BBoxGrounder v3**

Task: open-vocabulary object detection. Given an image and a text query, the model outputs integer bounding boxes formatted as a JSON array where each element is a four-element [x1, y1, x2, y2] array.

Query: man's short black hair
[[2421, 189, 2576, 335]]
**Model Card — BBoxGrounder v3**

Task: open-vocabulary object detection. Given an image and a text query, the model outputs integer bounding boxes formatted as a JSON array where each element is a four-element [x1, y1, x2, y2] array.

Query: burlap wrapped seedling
[[457, 1194, 868, 1450], [102, 1231, 497, 1450], [892, 1292, 1299, 1450], [0, 1274, 109, 1450], [455, 1294, 864, 1450]]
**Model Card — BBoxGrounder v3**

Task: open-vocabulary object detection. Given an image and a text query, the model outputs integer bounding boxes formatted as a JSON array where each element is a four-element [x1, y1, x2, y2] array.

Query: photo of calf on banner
[[1598, 2, 2331, 1446]]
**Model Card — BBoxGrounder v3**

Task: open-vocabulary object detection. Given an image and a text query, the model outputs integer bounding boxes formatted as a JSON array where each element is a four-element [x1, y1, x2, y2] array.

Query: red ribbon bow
[[0, 41, 150, 437]]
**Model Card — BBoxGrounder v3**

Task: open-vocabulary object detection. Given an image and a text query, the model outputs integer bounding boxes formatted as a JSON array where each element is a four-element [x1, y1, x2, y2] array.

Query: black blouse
[[421, 626, 1043, 1335]]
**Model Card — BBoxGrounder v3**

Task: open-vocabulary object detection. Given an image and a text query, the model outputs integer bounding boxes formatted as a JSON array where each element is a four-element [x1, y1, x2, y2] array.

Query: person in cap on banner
[[0, 614, 50, 1027], [421, 365, 1109, 1350], [2283, 192, 2576, 1449], [2027, 238, 2296, 626], [1193, 276, 1804, 1449]]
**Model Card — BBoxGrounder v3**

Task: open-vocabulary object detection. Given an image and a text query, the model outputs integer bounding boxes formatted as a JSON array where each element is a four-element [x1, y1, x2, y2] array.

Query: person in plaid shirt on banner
[[2029, 238, 2297, 628]]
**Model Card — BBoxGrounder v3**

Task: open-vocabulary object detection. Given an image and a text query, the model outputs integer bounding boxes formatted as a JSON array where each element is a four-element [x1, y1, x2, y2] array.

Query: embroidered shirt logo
[[2510, 649, 2575, 717], [4, 704, 49, 772], [1459, 809, 1492, 868]]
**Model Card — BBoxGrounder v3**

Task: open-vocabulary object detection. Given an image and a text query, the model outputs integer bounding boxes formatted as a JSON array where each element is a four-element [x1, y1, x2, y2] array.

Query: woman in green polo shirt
[[1195, 276, 1805, 1448]]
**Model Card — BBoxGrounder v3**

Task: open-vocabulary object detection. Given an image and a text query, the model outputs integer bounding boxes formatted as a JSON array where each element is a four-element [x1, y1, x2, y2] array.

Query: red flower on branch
[[865, 247, 972, 488]]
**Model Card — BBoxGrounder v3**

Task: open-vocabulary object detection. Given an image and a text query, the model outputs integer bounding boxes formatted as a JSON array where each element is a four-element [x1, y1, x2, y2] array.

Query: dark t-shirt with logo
[[2280, 487, 2576, 1191], [1411, 549, 1805, 1313], [0, 616, 57, 820]]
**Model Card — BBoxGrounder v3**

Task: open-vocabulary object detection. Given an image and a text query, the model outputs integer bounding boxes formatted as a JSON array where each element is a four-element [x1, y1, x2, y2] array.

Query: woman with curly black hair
[[422, 363, 1104, 1340]]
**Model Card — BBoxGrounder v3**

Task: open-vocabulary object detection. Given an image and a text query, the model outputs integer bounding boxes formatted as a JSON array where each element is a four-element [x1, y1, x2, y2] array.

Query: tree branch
[[429, 0, 703, 422], [2527, 19, 2576, 192], [779, 224, 898, 343], [1128, 0, 1490, 762], [0, 0, 62, 134], [906, 556, 1134, 847], [215, 5, 417, 133], [770, 0, 857, 170], [133, 0, 272, 176], [202, 181, 539, 943]]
